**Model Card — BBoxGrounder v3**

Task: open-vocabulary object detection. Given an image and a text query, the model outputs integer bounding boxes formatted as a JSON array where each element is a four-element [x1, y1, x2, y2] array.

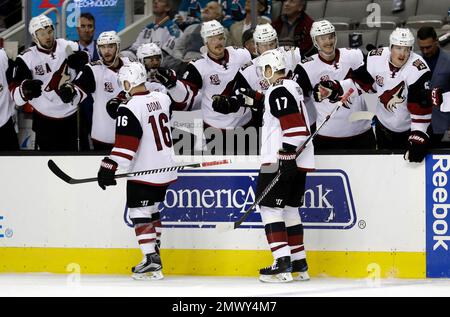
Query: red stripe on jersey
[[284, 131, 309, 137], [271, 243, 288, 252], [411, 118, 431, 123], [267, 231, 288, 244], [115, 134, 140, 152], [407, 102, 432, 115], [279, 113, 306, 131], [138, 238, 156, 245], [111, 151, 133, 161]]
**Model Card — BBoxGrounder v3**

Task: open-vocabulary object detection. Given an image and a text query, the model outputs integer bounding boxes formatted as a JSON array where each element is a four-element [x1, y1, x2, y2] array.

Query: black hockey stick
[[48, 159, 231, 185], [216, 88, 355, 232]]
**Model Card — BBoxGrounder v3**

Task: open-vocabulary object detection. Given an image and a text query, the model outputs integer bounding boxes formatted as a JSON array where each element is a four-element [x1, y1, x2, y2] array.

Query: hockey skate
[[259, 256, 293, 283], [292, 259, 310, 281], [131, 252, 164, 280]]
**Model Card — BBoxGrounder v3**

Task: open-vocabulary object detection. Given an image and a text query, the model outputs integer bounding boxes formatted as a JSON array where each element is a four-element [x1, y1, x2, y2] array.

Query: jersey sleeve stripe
[[111, 150, 133, 161], [115, 134, 140, 152], [279, 113, 307, 131], [407, 102, 433, 115]]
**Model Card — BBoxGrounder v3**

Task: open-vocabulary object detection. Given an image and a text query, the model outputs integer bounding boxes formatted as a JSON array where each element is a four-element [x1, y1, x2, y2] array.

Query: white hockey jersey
[[110, 90, 177, 185], [293, 48, 371, 138], [0, 49, 14, 128], [168, 46, 252, 129], [73, 57, 130, 144], [261, 79, 314, 170], [12, 39, 79, 118], [343, 47, 432, 133]]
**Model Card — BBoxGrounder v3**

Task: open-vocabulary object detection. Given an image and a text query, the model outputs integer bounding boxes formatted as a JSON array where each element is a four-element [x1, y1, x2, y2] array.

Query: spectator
[[229, 0, 269, 47], [0, 48, 19, 150], [272, 0, 314, 57], [173, 1, 230, 63], [221, 0, 272, 29], [417, 26, 450, 148], [242, 28, 258, 58], [174, 0, 210, 30]]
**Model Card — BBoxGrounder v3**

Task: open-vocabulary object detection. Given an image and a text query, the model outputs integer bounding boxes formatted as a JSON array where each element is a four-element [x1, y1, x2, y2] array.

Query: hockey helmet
[[137, 43, 163, 65], [389, 28, 414, 48], [97, 31, 121, 66], [200, 20, 225, 43], [29, 15, 54, 49], [253, 24, 278, 44], [118, 62, 147, 93], [310, 20, 336, 50], [257, 49, 286, 80]]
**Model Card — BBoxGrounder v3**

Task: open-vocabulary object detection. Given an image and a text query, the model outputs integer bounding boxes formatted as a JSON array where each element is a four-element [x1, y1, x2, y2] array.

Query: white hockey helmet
[[29, 15, 54, 49], [97, 31, 121, 66], [137, 43, 163, 64], [201, 20, 225, 43], [389, 27, 415, 48], [310, 20, 336, 50], [257, 49, 286, 80], [118, 62, 147, 93], [253, 24, 278, 44]]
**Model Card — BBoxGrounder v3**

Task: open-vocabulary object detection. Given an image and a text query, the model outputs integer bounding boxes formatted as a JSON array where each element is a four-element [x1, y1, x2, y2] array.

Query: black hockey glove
[[278, 148, 298, 182], [67, 50, 89, 72], [313, 80, 347, 106], [58, 83, 76, 103], [106, 97, 123, 119], [97, 157, 118, 190], [212, 95, 241, 114], [21, 79, 43, 101], [155, 67, 177, 89], [404, 130, 429, 163]]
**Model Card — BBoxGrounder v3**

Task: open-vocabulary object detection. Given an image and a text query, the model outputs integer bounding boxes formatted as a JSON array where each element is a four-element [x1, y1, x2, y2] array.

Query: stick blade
[[48, 160, 74, 184], [348, 111, 375, 122], [215, 222, 236, 233]]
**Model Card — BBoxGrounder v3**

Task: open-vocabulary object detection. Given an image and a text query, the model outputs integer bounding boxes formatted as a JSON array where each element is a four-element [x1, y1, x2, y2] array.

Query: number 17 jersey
[[110, 90, 177, 185]]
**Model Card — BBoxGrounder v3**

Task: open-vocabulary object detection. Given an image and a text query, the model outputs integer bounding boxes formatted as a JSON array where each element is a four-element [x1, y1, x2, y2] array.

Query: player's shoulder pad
[[368, 48, 384, 56], [20, 47, 33, 56], [301, 56, 314, 64], [412, 58, 428, 71], [240, 61, 253, 71], [89, 60, 103, 67]]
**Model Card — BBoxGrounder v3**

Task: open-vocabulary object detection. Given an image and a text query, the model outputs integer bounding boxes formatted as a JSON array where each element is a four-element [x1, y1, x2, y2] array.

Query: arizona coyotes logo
[[320, 75, 330, 82], [379, 81, 405, 112], [376, 75, 384, 87], [104, 82, 114, 93], [210, 74, 220, 85], [45, 61, 71, 92], [35, 65, 45, 76], [259, 79, 270, 90], [413, 59, 427, 71]]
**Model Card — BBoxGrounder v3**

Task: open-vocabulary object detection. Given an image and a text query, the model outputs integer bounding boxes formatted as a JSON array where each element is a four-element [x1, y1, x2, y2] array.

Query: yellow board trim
[[0, 248, 425, 278]]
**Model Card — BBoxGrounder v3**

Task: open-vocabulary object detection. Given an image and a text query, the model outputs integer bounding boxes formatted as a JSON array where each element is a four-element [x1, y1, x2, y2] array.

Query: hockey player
[[136, 43, 167, 94], [155, 19, 253, 154], [256, 49, 312, 283], [0, 48, 19, 150], [314, 27, 434, 162], [292, 20, 376, 149], [97, 62, 176, 280], [10, 14, 89, 151], [58, 31, 129, 150]]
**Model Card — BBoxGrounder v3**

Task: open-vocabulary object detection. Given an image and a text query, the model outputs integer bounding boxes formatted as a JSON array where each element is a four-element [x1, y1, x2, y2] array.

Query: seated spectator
[[272, 0, 314, 57], [174, 0, 210, 30], [229, 0, 269, 47], [221, 0, 272, 29], [128, 0, 183, 72], [173, 1, 231, 63]]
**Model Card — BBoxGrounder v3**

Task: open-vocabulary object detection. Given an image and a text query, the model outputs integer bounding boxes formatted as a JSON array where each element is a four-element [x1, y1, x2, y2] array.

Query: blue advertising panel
[[124, 169, 357, 230], [426, 155, 450, 277], [31, 0, 126, 41]]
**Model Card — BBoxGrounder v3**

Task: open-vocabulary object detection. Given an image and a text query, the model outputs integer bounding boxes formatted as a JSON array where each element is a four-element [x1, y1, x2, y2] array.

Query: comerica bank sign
[[158, 169, 357, 230]]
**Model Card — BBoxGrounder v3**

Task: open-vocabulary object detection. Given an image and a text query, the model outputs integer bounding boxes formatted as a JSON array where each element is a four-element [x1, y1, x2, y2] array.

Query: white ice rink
[[1, 274, 450, 297]]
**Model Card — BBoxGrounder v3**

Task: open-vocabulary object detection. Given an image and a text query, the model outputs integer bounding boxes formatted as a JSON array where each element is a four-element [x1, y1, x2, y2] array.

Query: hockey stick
[[216, 88, 354, 232], [48, 159, 231, 185], [348, 111, 375, 122]]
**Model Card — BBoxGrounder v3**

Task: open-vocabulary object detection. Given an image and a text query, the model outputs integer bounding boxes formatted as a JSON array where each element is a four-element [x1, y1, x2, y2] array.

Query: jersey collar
[[207, 49, 230, 68], [36, 40, 57, 55], [318, 48, 340, 66]]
